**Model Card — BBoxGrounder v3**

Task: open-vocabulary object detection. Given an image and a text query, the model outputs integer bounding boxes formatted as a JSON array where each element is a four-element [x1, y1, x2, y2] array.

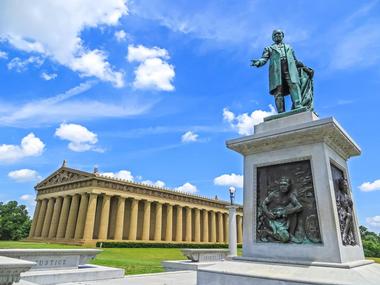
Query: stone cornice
[[227, 117, 360, 160], [35, 168, 243, 211]]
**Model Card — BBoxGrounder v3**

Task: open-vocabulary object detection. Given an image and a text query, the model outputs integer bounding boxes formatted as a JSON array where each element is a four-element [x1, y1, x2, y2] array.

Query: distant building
[[28, 164, 243, 245]]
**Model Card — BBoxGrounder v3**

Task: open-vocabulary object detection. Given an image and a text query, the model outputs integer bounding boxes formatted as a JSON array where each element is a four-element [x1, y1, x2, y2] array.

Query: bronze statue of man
[[251, 30, 313, 113]]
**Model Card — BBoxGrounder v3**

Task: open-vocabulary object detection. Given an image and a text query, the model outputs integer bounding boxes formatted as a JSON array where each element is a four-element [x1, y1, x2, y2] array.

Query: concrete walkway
[[58, 271, 197, 285]]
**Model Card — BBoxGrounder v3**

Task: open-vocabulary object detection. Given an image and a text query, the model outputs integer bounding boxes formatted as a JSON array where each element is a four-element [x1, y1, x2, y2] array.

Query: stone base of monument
[[20, 264, 124, 285], [197, 259, 380, 285], [0, 256, 35, 285], [162, 249, 229, 272], [197, 111, 380, 285], [0, 249, 124, 285], [162, 260, 217, 272]]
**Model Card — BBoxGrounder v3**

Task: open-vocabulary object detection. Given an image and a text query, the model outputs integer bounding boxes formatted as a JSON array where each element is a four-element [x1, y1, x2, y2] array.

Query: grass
[[0, 241, 376, 275], [0, 241, 188, 275]]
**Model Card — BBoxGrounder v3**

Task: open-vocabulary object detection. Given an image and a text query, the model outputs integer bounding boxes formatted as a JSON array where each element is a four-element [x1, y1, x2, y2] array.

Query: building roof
[[35, 165, 243, 210]]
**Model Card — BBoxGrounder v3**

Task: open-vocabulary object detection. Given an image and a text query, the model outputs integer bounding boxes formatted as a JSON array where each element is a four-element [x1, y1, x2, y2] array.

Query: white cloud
[[175, 182, 198, 194], [214, 173, 243, 188], [181, 131, 199, 143], [366, 216, 380, 229], [101, 169, 166, 187], [8, 169, 41, 182], [127, 45, 175, 91], [0, 51, 8, 59], [330, 21, 380, 70], [114, 30, 128, 42], [0, 0, 127, 87], [70, 49, 124, 87], [142, 180, 166, 188], [55, 123, 101, 152], [133, 58, 175, 91], [223, 105, 276, 136], [127, 45, 169, 62], [359, 179, 380, 192], [19, 194, 36, 216], [131, 1, 310, 50], [0, 81, 154, 127], [101, 170, 134, 181], [41, 72, 57, 81], [20, 194, 34, 202], [7, 56, 44, 72], [0, 133, 45, 163]]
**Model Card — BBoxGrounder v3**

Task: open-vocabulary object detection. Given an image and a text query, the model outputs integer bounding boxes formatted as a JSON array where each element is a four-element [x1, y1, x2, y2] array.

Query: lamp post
[[229, 186, 236, 205], [227, 186, 238, 257]]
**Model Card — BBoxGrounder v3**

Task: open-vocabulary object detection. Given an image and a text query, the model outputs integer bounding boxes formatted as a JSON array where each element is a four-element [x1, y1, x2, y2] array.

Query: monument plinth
[[197, 112, 380, 285]]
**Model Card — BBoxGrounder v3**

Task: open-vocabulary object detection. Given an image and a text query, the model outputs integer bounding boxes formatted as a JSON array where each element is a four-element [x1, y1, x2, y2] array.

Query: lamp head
[[229, 186, 236, 194]]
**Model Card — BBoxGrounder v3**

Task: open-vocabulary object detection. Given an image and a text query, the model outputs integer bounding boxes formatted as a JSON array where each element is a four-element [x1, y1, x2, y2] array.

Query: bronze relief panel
[[256, 160, 322, 244], [330, 163, 357, 246]]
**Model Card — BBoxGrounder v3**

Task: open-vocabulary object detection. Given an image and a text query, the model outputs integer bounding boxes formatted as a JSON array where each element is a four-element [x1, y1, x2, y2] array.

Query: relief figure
[[260, 176, 303, 243]]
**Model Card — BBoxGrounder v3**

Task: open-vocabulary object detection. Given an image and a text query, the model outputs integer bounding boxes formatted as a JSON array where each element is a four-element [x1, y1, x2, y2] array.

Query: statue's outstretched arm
[[251, 47, 270, 67]]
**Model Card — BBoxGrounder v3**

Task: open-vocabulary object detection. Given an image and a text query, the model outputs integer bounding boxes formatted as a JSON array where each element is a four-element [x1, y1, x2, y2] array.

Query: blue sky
[[0, 0, 380, 232]]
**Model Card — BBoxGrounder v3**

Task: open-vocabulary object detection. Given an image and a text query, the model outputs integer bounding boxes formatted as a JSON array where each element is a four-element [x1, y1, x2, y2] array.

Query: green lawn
[[0, 241, 187, 275], [0, 241, 376, 275]]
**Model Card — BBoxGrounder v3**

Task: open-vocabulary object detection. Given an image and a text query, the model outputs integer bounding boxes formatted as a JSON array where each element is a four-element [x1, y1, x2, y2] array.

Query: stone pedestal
[[197, 111, 380, 285], [0, 256, 35, 285], [227, 205, 238, 257]]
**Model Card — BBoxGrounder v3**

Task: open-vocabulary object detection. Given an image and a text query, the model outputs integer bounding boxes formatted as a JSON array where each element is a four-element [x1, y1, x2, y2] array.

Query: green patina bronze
[[251, 29, 314, 114]]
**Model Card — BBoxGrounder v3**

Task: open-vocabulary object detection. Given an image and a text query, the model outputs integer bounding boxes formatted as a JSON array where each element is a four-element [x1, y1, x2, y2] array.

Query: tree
[[0, 201, 31, 240], [360, 226, 380, 257]]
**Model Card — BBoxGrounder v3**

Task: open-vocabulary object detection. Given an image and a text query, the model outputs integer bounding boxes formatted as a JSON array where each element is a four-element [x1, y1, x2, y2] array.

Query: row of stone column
[[29, 193, 243, 243]]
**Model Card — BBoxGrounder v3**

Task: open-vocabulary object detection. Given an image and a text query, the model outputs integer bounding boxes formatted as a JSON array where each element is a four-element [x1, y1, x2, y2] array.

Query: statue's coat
[[256, 44, 300, 95]]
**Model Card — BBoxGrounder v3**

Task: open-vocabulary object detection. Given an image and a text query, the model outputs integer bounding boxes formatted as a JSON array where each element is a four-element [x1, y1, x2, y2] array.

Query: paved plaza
[[58, 271, 196, 285]]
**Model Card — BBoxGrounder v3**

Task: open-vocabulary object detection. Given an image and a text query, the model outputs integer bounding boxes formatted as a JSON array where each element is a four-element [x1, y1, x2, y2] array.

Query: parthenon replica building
[[28, 163, 243, 245]]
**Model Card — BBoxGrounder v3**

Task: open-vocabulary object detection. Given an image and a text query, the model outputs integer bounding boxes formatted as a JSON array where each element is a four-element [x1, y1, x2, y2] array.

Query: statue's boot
[[275, 95, 285, 113]]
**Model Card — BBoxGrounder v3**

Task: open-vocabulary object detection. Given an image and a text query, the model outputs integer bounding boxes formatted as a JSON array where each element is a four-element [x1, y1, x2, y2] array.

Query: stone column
[[98, 195, 111, 240], [165, 204, 173, 241], [202, 210, 209, 242], [237, 215, 243, 243], [194, 208, 201, 243], [175, 205, 183, 242], [74, 193, 88, 239], [56, 196, 71, 239], [217, 212, 224, 243], [154, 202, 162, 241], [48, 197, 63, 239], [227, 205, 238, 257], [210, 211, 217, 243], [29, 199, 42, 238], [114, 196, 126, 240], [82, 193, 98, 241], [224, 213, 229, 243], [128, 199, 139, 240], [142, 200, 151, 241], [185, 207, 192, 242], [34, 199, 48, 237], [65, 194, 80, 239], [41, 198, 55, 238]]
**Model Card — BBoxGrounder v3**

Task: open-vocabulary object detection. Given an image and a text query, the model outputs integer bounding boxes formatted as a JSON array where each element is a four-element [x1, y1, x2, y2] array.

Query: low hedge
[[96, 241, 242, 249]]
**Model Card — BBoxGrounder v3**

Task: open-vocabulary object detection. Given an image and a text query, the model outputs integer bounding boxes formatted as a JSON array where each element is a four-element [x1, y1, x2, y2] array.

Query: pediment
[[36, 167, 92, 189]]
